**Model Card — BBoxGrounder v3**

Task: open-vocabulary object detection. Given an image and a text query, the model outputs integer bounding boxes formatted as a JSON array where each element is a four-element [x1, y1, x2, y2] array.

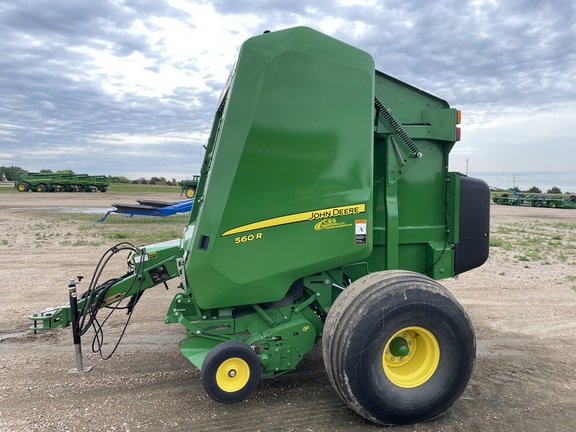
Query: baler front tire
[[322, 270, 475, 426], [201, 341, 261, 404]]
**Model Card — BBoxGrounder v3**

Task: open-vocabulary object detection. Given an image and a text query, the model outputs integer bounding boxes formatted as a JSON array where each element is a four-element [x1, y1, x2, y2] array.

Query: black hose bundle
[[78, 242, 146, 360]]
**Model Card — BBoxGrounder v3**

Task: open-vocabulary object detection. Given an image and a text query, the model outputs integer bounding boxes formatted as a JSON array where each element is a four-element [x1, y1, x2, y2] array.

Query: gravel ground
[[1, 192, 576, 431]]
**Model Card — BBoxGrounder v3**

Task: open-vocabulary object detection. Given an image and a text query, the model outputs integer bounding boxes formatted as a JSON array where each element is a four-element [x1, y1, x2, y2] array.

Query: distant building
[[1, 173, 7, 182]]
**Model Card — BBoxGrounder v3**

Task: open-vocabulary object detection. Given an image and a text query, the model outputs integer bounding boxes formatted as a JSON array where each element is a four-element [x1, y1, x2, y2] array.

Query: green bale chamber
[[184, 27, 376, 309]]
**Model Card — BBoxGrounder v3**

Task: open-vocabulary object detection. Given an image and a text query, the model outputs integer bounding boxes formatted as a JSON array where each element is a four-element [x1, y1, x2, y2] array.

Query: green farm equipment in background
[[492, 194, 576, 209], [15, 172, 112, 192], [28, 27, 490, 426], [179, 175, 200, 198]]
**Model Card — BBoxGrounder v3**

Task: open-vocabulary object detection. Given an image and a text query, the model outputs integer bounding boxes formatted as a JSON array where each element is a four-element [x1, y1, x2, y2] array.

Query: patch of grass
[[554, 222, 576, 230], [514, 254, 530, 262], [72, 240, 104, 246], [1, 239, 8, 246], [496, 226, 517, 234], [104, 232, 130, 239], [49, 212, 189, 246], [518, 237, 540, 247], [490, 237, 505, 247]]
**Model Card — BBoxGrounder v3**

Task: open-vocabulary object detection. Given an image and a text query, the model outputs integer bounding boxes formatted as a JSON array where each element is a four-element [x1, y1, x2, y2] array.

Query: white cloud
[[0, 0, 575, 192]]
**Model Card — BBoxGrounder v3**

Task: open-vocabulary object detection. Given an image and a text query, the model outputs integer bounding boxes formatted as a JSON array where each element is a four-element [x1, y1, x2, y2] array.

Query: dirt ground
[[1, 192, 576, 432]]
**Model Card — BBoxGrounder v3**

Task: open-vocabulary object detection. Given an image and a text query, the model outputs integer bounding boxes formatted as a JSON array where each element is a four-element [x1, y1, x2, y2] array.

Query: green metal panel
[[185, 27, 375, 309], [367, 70, 460, 278]]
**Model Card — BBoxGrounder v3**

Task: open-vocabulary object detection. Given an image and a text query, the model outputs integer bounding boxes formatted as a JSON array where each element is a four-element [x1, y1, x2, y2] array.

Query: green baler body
[[182, 27, 468, 309]]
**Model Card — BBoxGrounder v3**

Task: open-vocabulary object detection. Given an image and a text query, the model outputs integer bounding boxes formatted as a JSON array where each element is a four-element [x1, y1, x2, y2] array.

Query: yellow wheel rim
[[216, 357, 250, 392], [382, 326, 440, 388], [186, 188, 195, 198], [18, 184, 26, 191]]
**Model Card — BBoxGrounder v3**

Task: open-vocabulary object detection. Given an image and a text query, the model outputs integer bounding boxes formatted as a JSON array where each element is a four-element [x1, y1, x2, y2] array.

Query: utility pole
[[465, 159, 469, 175], [512, 174, 516, 189]]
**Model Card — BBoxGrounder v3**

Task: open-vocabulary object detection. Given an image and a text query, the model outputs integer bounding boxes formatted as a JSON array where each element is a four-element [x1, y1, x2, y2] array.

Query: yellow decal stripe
[[221, 204, 366, 237]]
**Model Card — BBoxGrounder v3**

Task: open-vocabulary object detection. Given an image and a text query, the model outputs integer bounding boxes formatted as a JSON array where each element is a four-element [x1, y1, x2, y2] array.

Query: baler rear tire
[[201, 341, 261, 404], [322, 270, 475, 426]]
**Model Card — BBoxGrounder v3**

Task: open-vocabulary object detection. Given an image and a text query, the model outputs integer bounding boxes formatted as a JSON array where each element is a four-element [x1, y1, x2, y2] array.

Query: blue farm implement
[[98, 199, 194, 222]]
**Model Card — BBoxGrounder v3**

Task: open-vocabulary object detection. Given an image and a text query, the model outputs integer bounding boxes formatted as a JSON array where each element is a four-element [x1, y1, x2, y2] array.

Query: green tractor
[[29, 27, 489, 426], [180, 175, 200, 198]]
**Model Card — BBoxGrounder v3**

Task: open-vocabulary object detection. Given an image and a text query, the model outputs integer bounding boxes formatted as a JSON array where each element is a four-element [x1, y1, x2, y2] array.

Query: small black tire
[[201, 341, 261, 404], [322, 270, 475, 426]]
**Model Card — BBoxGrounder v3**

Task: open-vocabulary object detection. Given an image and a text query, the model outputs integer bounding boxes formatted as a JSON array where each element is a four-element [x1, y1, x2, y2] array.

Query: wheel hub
[[382, 326, 440, 388], [216, 357, 250, 393]]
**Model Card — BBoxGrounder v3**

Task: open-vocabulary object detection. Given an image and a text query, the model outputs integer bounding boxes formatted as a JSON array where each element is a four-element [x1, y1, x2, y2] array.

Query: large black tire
[[322, 270, 475, 426], [35, 184, 46, 192], [16, 182, 30, 192], [201, 341, 261, 404]]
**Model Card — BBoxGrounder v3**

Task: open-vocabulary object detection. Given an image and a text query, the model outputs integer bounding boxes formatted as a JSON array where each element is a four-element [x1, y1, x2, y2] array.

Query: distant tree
[[0, 166, 25, 181], [39, 169, 53, 173], [172, 178, 177, 185], [527, 186, 542, 193], [131, 180, 140, 184], [166, 180, 173, 186], [56, 169, 75, 174], [150, 176, 161, 184], [547, 186, 562, 194], [138, 178, 148, 185], [510, 187, 520, 193], [113, 176, 130, 184]]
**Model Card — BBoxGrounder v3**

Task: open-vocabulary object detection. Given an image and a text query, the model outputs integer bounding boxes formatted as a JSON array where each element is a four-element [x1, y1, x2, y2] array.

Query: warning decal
[[355, 220, 367, 245]]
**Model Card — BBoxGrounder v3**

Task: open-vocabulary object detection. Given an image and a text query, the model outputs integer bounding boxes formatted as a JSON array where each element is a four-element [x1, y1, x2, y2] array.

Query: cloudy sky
[[1, 0, 575, 191]]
